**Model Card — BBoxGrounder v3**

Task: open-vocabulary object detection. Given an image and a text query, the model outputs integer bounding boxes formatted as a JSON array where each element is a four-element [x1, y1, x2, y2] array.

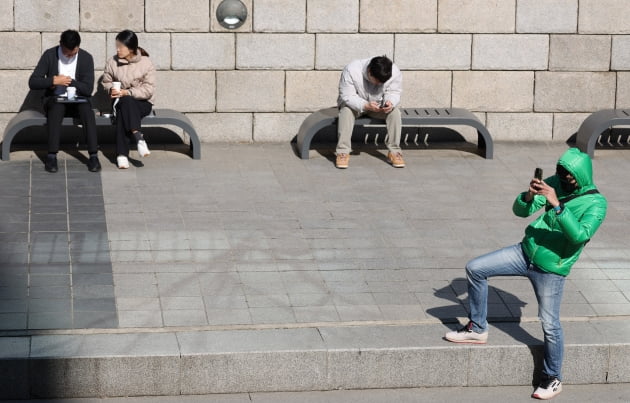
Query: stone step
[[2, 318, 629, 399]]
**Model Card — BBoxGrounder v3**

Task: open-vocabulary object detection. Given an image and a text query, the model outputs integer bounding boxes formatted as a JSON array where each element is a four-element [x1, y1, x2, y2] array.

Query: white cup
[[66, 86, 76, 100], [112, 82, 121, 92]]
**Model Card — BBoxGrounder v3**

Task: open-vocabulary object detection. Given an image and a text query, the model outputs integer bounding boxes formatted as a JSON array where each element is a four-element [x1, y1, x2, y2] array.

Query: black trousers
[[45, 98, 98, 154], [114, 97, 152, 156]]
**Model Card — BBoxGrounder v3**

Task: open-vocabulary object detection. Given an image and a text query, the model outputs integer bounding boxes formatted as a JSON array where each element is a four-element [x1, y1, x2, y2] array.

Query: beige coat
[[102, 53, 156, 104]]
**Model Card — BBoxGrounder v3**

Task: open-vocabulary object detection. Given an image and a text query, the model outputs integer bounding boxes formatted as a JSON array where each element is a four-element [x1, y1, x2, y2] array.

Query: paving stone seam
[[1, 315, 629, 337]]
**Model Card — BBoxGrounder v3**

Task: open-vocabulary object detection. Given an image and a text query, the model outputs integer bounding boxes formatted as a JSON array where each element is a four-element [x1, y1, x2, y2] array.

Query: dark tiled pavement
[[0, 158, 116, 330]]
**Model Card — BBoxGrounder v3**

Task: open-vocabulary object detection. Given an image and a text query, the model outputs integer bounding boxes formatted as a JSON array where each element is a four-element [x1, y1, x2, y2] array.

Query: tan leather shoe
[[387, 152, 405, 168], [336, 153, 349, 169]]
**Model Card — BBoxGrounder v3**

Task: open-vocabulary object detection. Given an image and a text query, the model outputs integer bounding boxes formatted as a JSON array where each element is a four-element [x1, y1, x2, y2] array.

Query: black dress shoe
[[87, 155, 101, 172], [45, 154, 58, 173]]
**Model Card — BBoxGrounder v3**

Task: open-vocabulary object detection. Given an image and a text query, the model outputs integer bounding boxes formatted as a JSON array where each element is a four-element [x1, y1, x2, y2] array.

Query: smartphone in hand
[[534, 167, 543, 181]]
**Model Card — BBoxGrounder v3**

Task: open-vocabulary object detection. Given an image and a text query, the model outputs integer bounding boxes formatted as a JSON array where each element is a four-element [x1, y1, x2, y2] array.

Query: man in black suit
[[29, 30, 101, 172]]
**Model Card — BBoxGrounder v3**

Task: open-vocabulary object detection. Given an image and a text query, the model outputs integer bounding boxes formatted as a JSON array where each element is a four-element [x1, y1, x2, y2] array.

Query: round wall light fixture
[[216, 0, 248, 29]]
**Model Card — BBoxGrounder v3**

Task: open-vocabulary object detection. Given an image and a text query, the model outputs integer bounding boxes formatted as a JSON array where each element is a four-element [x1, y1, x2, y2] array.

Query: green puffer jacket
[[513, 148, 607, 276]]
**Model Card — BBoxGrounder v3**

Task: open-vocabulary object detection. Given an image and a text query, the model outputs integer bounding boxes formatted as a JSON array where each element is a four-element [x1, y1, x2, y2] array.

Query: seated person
[[336, 55, 403, 169], [28, 29, 101, 172], [102, 29, 156, 169]]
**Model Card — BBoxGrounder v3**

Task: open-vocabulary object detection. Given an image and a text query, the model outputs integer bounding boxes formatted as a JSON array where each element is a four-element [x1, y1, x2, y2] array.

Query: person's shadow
[[427, 277, 545, 387]]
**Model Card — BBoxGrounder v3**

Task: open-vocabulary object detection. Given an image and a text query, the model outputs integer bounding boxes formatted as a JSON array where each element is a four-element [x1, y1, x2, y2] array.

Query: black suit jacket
[[28, 46, 95, 99]]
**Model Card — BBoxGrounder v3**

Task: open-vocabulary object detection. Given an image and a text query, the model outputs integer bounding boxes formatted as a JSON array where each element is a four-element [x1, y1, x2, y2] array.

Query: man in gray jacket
[[336, 56, 403, 169]]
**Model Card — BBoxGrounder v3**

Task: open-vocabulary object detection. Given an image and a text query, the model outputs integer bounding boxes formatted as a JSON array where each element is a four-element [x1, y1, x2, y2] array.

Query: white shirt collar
[[58, 46, 78, 65]]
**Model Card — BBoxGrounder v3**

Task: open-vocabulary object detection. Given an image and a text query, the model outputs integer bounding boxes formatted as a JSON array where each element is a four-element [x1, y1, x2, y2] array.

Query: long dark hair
[[115, 29, 149, 57]]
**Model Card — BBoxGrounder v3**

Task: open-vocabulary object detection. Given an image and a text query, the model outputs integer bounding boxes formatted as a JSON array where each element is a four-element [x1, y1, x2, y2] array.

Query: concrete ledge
[[1, 319, 629, 398]]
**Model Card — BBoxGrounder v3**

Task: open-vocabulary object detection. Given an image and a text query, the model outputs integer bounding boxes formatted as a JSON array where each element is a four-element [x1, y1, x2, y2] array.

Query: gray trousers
[[336, 105, 402, 155]]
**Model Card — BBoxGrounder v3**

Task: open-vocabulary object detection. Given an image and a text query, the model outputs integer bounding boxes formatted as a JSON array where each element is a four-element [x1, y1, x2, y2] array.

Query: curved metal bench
[[576, 109, 630, 158], [1, 108, 201, 161], [296, 107, 494, 159]]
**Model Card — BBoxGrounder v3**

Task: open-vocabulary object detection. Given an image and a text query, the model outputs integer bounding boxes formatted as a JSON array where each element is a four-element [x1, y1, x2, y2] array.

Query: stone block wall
[[2, 0, 630, 143]]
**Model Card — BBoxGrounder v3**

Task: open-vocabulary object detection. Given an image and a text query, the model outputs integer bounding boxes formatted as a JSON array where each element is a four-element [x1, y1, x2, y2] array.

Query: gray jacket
[[337, 58, 402, 113]]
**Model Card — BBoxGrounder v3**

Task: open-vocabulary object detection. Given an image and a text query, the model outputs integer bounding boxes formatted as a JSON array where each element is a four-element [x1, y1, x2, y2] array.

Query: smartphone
[[379, 98, 386, 108], [534, 167, 543, 181]]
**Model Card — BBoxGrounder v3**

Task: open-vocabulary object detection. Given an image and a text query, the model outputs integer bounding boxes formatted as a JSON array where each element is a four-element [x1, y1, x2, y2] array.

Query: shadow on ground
[[291, 126, 484, 162], [427, 277, 544, 387]]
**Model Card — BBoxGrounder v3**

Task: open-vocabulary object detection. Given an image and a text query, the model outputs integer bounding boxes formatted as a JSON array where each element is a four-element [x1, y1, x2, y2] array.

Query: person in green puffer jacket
[[444, 148, 607, 401], [516, 147, 607, 277]]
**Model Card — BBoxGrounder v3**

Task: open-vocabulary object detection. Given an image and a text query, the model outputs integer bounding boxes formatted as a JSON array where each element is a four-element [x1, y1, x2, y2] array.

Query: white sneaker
[[444, 321, 488, 344], [117, 155, 130, 169], [137, 139, 150, 157], [532, 376, 562, 400]]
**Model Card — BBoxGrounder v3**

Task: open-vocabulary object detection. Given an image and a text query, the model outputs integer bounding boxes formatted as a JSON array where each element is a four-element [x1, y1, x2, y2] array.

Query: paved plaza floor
[[1, 141, 630, 398], [1, 141, 629, 332]]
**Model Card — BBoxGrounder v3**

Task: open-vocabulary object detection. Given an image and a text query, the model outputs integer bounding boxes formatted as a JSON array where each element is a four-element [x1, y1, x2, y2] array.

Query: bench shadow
[[291, 126, 483, 164], [427, 277, 544, 387], [309, 147, 389, 166], [32, 149, 50, 165]]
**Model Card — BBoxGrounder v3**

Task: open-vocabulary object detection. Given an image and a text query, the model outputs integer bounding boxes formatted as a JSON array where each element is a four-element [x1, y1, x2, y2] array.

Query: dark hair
[[367, 56, 393, 84], [59, 30, 81, 49], [115, 29, 149, 57]]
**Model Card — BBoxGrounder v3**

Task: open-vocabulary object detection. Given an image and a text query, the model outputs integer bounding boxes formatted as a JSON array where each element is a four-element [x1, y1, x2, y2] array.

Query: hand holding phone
[[528, 167, 544, 198]]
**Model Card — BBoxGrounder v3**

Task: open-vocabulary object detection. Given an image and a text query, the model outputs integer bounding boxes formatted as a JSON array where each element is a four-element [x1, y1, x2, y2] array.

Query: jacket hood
[[557, 147, 594, 193]]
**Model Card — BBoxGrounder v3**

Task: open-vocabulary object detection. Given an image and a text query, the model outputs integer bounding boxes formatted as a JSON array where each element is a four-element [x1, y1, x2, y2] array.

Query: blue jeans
[[466, 243, 566, 380]]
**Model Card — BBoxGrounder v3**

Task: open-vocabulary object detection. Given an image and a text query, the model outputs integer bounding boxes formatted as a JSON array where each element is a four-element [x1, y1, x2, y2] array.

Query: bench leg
[[477, 130, 493, 159], [577, 130, 598, 159], [1, 141, 10, 161], [296, 108, 339, 160], [189, 134, 201, 160], [298, 136, 310, 160]]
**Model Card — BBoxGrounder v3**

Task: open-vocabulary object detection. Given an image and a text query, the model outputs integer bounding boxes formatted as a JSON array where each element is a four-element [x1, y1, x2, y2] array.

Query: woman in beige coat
[[102, 30, 156, 169]]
